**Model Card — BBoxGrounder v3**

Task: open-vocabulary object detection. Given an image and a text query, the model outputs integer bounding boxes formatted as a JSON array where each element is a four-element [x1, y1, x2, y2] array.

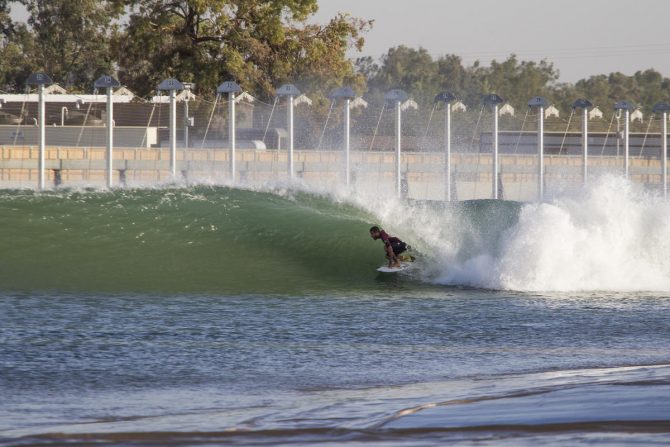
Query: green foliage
[[0, 1, 32, 90], [0, 0, 369, 97], [115, 0, 370, 99], [13, 0, 123, 91], [0, 21, 33, 91], [362, 48, 562, 111], [358, 45, 670, 136]]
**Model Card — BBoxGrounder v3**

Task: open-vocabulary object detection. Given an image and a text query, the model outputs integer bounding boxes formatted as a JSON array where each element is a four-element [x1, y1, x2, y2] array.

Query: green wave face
[[2, 175, 665, 295], [0, 187, 387, 295]]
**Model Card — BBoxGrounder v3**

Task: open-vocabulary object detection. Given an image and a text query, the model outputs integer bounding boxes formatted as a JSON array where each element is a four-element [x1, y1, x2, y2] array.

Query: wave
[[344, 175, 670, 292], [10, 364, 670, 446], [0, 174, 667, 294], [0, 187, 383, 294], [432, 176, 670, 291]]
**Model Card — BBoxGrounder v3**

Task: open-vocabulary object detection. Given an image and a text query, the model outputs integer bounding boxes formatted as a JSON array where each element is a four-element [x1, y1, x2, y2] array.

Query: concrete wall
[[0, 126, 158, 148], [0, 146, 665, 201]]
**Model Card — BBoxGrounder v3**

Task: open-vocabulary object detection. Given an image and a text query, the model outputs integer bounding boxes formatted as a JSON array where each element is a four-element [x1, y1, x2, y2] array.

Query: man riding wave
[[369, 226, 411, 268]]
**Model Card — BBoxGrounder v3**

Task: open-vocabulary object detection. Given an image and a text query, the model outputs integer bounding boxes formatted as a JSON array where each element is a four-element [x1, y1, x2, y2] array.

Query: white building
[[400, 99, 418, 112], [589, 107, 604, 120], [499, 103, 515, 117], [545, 105, 560, 118], [452, 101, 467, 113]]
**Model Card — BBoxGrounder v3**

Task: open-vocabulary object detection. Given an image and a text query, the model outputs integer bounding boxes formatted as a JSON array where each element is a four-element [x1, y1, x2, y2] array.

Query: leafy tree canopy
[[359, 46, 670, 115], [0, 0, 370, 97]]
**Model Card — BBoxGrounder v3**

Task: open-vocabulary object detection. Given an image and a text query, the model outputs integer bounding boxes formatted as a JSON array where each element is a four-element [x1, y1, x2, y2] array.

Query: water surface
[[1, 182, 669, 446]]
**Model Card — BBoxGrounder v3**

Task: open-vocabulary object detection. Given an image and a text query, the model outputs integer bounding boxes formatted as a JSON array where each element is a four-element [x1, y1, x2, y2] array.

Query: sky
[[9, 1, 670, 84], [312, 0, 670, 83]]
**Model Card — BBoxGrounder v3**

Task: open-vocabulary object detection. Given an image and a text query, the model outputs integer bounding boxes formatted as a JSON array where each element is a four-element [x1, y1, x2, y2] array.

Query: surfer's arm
[[385, 243, 398, 266]]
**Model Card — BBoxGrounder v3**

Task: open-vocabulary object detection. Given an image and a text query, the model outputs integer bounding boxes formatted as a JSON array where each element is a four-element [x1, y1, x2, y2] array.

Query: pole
[[582, 108, 588, 185], [663, 111, 668, 199], [229, 91, 236, 181], [538, 106, 545, 201], [492, 104, 499, 199], [184, 99, 189, 149], [38, 84, 45, 190], [288, 95, 294, 179], [344, 98, 351, 186], [624, 109, 630, 179], [106, 87, 114, 188], [395, 100, 402, 197], [616, 111, 621, 158], [169, 89, 177, 179], [445, 102, 452, 201]]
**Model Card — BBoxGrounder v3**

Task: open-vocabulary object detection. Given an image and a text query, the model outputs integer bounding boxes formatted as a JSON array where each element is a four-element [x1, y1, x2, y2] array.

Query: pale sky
[[312, 0, 670, 83]]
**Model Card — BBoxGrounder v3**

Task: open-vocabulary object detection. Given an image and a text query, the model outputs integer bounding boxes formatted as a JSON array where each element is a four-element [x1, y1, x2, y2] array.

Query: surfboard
[[377, 263, 411, 273]]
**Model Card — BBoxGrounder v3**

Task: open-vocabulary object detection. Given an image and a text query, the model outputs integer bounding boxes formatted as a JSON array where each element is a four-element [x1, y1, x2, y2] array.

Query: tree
[[363, 46, 439, 106], [0, 1, 33, 90], [633, 69, 670, 110], [360, 49, 564, 112], [435, 54, 469, 99], [469, 55, 560, 110], [0, 0, 14, 38], [116, 0, 371, 98], [18, 0, 124, 91]]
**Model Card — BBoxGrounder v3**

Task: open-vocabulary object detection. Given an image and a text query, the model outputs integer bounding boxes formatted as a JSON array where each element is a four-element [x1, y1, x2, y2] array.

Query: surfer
[[369, 226, 407, 268]]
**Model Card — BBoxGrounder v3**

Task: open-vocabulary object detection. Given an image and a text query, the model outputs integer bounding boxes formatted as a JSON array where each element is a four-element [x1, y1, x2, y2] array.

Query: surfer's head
[[369, 226, 381, 239]]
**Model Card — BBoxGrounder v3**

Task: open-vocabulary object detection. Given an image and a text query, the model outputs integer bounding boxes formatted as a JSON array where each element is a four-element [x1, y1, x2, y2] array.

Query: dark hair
[[369, 226, 380, 232]]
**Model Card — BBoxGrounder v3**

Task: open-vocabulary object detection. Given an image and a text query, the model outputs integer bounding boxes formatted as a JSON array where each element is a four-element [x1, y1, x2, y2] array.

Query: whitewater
[[363, 174, 670, 292], [1, 174, 669, 447]]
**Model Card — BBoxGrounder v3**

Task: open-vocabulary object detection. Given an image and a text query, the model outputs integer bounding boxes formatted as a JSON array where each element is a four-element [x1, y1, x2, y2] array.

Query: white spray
[[347, 175, 670, 292]]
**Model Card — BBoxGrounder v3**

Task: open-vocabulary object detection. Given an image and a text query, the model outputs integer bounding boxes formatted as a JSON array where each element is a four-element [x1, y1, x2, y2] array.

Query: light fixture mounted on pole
[[572, 99, 593, 186], [484, 93, 505, 200], [653, 102, 670, 199], [614, 100, 633, 179], [217, 81, 242, 182], [528, 96, 549, 201], [94, 75, 121, 189], [385, 89, 409, 197], [277, 84, 301, 179], [435, 92, 457, 201], [329, 86, 357, 187], [26, 72, 53, 190], [157, 78, 185, 180]]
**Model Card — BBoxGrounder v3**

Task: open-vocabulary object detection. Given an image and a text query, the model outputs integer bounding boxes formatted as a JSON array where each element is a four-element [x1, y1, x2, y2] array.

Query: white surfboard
[[377, 263, 411, 273]]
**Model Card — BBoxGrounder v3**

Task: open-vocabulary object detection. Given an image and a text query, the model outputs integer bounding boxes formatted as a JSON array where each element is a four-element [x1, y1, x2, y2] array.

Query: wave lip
[[432, 175, 670, 292]]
